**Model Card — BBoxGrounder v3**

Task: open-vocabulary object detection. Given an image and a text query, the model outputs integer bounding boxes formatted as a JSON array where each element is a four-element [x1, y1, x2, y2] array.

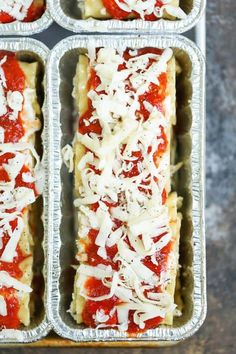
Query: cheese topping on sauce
[[0, 51, 42, 329], [70, 46, 179, 333], [0, 0, 45, 23], [101, 0, 186, 20]]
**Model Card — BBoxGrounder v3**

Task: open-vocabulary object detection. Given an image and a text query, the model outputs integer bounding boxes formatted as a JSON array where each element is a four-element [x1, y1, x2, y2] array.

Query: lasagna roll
[[69, 46, 182, 333], [0, 51, 43, 329], [83, 0, 186, 21], [0, 0, 45, 24]]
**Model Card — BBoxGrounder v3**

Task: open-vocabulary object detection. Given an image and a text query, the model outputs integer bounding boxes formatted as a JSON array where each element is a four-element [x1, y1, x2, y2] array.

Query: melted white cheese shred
[[113, 0, 187, 20], [74, 47, 176, 330], [0, 0, 34, 22]]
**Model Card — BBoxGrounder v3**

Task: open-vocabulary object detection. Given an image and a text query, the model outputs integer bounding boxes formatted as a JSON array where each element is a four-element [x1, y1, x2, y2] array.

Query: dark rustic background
[[1, 0, 236, 353]]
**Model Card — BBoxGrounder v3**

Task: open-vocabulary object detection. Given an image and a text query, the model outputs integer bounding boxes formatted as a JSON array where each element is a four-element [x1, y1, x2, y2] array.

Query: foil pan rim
[[0, 38, 51, 344], [0, 4, 52, 36], [48, 0, 206, 33], [47, 34, 206, 343]]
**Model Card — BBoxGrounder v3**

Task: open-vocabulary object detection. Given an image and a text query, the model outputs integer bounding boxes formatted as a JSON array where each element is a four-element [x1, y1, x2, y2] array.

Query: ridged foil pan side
[[0, 38, 51, 344], [48, 0, 205, 33], [0, 3, 52, 36], [47, 34, 206, 343]]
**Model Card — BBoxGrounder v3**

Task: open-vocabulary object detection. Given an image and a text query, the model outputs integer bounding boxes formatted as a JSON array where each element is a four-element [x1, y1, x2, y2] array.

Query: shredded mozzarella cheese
[[113, 0, 187, 20], [0, 53, 43, 323], [72, 47, 178, 330], [0, 0, 34, 21]]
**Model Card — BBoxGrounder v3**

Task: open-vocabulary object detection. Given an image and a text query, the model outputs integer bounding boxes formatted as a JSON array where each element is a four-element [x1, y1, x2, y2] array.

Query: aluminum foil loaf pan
[[0, 3, 52, 36], [48, 0, 205, 33], [0, 38, 50, 344], [47, 34, 206, 344]]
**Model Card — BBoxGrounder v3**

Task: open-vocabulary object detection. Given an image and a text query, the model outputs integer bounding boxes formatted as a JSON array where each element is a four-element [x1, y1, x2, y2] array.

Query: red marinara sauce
[[23, 0, 45, 22], [0, 152, 36, 329], [0, 1, 45, 24], [0, 228, 27, 329], [102, 0, 164, 21], [0, 152, 37, 195], [0, 51, 26, 143], [79, 68, 102, 135], [79, 48, 172, 333], [0, 12, 13, 23], [0, 221, 27, 280], [0, 288, 20, 329], [82, 278, 120, 327], [81, 229, 172, 332]]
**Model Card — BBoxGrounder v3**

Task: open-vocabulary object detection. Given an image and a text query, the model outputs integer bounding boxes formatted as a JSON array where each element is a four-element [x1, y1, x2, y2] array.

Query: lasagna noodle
[[83, 0, 180, 20], [18, 60, 41, 326], [70, 55, 88, 323], [0, 58, 41, 327], [19, 61, 41, 144], [71, 50, 181, 328]]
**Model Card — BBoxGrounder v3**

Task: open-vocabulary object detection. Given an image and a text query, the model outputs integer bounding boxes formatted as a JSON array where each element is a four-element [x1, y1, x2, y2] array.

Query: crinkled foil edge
[[48, 0, 205, 33], [0, 38, 51, 344], [0, 4, 52, 36], [47, 34, 206, 343]]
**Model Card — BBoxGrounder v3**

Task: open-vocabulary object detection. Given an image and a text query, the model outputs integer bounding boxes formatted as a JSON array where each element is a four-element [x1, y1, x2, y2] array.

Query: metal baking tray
[[48, 0, 205, 33], [0, 2, 53, 36], [47, 33, 206, 344], [0, 38, 51, 344]]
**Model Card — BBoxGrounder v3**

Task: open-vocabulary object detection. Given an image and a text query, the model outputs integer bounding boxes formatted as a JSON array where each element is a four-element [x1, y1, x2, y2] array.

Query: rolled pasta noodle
[[83, 0, 186, 21], [69, 46, 182, 333], [0, 51, 43, 328]]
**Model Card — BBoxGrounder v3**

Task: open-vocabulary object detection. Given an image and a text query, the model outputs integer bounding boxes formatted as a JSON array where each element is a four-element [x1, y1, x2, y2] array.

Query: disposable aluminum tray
[[0, 38, 51, 344], [0, 2, 52, 36], [48, 0, 205, 33], [47, 34, 206, 344]]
